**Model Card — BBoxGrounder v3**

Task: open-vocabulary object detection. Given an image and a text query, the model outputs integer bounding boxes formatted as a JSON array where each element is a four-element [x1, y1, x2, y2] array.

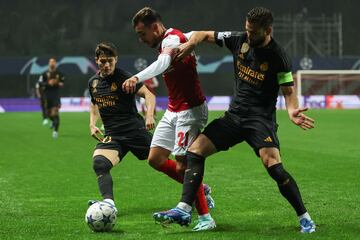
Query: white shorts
[[151, 102, 208, 156]]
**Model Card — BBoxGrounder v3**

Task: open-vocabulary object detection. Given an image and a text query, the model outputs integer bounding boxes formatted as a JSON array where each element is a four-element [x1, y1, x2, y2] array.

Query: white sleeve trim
[[184, 31, 194, 40], [135, 54, 172, 82]]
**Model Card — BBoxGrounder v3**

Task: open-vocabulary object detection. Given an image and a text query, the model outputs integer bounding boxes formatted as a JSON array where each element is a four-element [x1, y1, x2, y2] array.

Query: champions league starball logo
[[299, 57, 313, 70], [20, 57, 97, 75], [134, 58, 148, 72]]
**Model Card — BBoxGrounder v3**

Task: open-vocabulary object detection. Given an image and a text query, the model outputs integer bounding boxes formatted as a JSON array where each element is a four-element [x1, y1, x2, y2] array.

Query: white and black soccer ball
[[85, 201, 117, 232]]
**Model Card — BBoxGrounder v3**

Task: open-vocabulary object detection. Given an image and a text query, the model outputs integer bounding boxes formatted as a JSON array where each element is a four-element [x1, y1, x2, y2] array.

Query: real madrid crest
[[92, 79, 98, 93], [111, 82, 117, 91], [260, 62, 269, 72], [240, 43, 250, 54]]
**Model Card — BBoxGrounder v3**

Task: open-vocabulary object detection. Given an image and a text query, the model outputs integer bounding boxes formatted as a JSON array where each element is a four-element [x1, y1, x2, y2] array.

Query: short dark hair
[[246, 7, 273, 29], [132, 7, 162, 27], [95, 42, 118, 59]]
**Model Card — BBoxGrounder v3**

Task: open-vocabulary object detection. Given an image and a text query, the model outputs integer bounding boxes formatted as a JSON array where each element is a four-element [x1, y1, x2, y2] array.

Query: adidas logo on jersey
[[264, 136, 272, 142]]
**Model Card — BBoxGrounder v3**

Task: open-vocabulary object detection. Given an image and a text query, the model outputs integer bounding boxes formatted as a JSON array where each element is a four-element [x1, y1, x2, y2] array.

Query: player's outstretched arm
[[122, 54, 172, 94], [89, 103, 103, 138], [175, 31, 215, 61], [281, 85, 315, 130], [136, 85, 156, 130]]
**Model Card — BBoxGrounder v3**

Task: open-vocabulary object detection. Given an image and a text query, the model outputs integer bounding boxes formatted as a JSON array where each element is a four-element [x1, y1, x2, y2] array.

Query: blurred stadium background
[[0, 0, 359, 110], [1, 1, 359, 239]]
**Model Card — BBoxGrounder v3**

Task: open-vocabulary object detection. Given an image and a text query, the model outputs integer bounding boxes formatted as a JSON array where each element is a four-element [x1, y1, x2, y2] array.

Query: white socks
[[103, 198, 115, 206], [299, 212, 311, 220], [177, 202, 192, 212]]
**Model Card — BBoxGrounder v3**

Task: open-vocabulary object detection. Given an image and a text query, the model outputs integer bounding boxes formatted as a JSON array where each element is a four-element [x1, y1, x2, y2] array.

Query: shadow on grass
[[89, 229, 125, 236], [159, 223, 306, 236]]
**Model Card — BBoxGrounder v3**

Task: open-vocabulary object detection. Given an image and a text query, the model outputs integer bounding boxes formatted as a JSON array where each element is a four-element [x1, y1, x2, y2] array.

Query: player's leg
[[174, 103, 216, 224], [147, 110, 184, 183], [40, 97, 49, 125], [149, 105, 214, 230], [50, 106, 60, 138], [153, 134, 217, 227], [90, 145, 124, 210], [176, 154, 216, 231], [149, 143, 215, 210], [126, 131, 177, 177], [154, 103, 213, 229], [51, 98, 61, 136], [176, 133, 217, 210], [172, 120, 216, 231], [246, 118, 315, 233], [148, 147, 184, 182], [260, 147, 315, 233], [44, 98, 54, 128], [154, 113, 243, 227]]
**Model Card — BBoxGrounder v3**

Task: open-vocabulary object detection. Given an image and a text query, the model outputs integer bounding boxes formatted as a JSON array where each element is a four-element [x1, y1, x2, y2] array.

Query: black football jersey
[[215, 31, 294, 118], [88, 68, 145, 136], [39, 70, 65, 99]]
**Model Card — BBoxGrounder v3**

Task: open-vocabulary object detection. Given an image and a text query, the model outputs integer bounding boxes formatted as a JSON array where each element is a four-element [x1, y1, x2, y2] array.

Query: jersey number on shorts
[[177, 131, 189, 147]]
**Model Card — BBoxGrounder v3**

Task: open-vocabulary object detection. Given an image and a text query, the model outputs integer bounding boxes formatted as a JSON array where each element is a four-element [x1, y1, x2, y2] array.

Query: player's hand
[[288, 107, 315, 130], [145, 115, 155, 131], [122, 76, 138, 94], [174, 42, 195, 61], [90, 125, 103, 141]]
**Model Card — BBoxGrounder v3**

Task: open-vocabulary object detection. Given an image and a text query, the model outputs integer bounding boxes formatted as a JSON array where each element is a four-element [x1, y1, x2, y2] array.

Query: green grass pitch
[[0, 110, 359, 240]]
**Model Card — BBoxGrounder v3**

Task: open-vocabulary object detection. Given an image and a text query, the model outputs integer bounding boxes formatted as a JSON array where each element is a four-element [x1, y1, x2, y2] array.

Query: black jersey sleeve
[[277, 49, 294, 86], [214, 31, 243, 53]]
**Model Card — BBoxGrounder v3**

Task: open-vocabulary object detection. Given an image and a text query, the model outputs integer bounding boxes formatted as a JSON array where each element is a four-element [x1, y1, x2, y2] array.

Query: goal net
[[296, 70, 360, 96]]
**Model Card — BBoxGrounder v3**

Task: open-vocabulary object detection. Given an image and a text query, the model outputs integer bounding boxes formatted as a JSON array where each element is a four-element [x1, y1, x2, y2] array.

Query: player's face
[[48, 58, 57, 71], [135, 22, 161, 48], [96, 55, 117, 77], [245, 20, 269, 47]]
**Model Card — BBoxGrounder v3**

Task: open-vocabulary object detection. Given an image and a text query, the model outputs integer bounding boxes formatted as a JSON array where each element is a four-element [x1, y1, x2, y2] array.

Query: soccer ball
[[85, 201, 117, 232]]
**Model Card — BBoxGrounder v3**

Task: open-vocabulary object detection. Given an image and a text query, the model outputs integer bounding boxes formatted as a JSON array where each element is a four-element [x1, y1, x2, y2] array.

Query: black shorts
[[202, 112, 280, 157], [45, 97, 61, 109], [95, 130, 152, 160]]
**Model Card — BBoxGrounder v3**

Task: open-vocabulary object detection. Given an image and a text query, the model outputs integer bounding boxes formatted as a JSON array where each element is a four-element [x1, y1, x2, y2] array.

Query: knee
[[148, 154, 167, 170], [188, 145, 201, 156], [260, 151, 280, 168], [188, 134, 215, 157], [266, 163, 290, 185], [93, 155, 113, 175]]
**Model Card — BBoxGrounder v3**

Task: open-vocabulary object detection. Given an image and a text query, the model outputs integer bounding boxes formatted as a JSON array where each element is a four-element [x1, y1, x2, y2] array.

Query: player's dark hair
[[246, 7, 273, 29], [95, 42, 118, 59], [132, 7, 162, 27]]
